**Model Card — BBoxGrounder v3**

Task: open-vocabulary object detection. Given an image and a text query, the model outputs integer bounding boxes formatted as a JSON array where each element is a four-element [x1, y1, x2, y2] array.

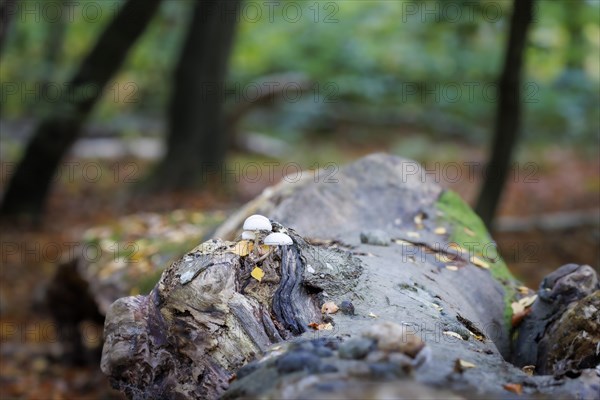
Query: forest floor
[[0, 139, 598, 399]]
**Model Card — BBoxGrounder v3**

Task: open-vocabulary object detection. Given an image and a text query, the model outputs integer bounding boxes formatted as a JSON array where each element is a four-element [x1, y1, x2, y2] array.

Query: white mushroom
[[242, 215, 272, 256], [263, 232, 293, 246], [241, 231, 256, 240], [253, 232, 293, 262], [243, 215, 272, 231]]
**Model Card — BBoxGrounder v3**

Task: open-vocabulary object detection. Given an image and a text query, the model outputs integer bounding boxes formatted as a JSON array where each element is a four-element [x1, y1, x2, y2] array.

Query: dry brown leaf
[[470, 256, 489, 269], [454, 358, 476, 373], [511, 300, 524, 315], [258, 244, 271, 255], [458, 359, 476, 368], [230, 240, 253, 257], [503, 383, 523, 395], [251, 266, 265, 282], [517, 286, 531, 294], [511, 307, 533, 327], [522, 365, 535, 376], [443, 331, 464, 340], [393, 239, 413, 245], [414, 213, 425, 229], [448, 243, 466, 255], [307, 322, 332, 331], [518, 295, 538, 308], [321, 301, 339, 314], [435, 253, 452, 263]]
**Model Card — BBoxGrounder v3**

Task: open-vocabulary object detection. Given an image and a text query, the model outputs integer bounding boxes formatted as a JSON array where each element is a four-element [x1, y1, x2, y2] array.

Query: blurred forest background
[[0, 0, 599, 398]]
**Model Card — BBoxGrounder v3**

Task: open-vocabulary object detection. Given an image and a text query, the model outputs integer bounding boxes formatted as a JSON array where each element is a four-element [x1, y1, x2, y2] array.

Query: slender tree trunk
[[475, 0, 534, 228], [146, 0, 241, 191], [0, 0, 162, 220], [0, 0, 17, 54]]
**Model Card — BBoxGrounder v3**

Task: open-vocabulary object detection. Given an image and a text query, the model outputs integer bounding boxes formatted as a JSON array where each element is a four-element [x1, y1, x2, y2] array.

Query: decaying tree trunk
[[100, 154, 599, 399]]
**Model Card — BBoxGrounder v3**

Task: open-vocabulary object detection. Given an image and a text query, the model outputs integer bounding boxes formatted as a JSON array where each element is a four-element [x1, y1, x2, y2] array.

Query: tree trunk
[[0, 0, 162, 220], [0, 0, 17, 54], [475, 0, 534, 228], [146, 0, 241, 191], [100, 154, 599, 399]]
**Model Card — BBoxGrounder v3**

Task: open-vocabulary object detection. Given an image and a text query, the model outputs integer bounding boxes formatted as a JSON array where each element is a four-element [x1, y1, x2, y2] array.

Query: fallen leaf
[[468, 332, 485, 342], [368, 312, 378, 318], [511, 307, 533, 327], [517, 286, 531, 294], [458, 359, 476, 368], [522, 365, 535, 376], [518, 295, 537, 308], [445, 265, 459, 271], [435, 253, 453, 263], [251, 266, 265, 282], [393, 239, 413, 245], [443, 331, 464, 340], [464, 227, 475, 237], [448, 243, 466, 255], [503, 383, 523, 395], [470, 256, 489, 269], [511, 301, 524, 314], [454, 358, 476, 373], [230, 240, 253, 256], [414, 212, 425, 229], [321, 301, 339, 314], [434, 226, 447, 235], [307, 322, 333, 331]]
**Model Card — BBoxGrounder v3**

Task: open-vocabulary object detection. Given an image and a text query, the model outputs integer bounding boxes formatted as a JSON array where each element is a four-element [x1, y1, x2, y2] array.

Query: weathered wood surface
[[101, 154, 599, 399]]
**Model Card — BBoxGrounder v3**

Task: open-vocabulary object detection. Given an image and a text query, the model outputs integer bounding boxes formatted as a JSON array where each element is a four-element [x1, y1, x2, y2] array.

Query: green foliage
[[1, 0, 598, 145]]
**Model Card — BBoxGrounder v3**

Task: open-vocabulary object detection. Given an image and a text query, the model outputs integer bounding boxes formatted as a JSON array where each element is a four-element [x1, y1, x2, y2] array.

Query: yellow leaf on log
[[251, 266, 265, 282]]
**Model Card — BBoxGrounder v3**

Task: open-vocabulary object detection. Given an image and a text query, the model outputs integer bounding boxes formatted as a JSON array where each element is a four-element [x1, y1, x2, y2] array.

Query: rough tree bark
[[100, 154, 599, 399], [146, 0, 241, 191], [475, 0, 534, 228], [0, 0, 161, 220]]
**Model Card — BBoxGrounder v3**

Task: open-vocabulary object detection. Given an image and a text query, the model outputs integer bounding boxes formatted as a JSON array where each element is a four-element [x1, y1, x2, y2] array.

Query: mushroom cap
[[263, 232, 293, 246], [243, 215, 272, 231], [241, 231, 256, 240]]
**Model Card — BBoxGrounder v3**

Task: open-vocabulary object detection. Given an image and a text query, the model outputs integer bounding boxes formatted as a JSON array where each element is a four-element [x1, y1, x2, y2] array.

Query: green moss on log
[[435, 190, 517, 327]]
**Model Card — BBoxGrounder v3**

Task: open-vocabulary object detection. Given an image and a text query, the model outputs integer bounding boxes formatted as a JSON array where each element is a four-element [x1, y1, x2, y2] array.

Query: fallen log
[[100, 154, 599, 399], [46, 210, 225, 364]]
